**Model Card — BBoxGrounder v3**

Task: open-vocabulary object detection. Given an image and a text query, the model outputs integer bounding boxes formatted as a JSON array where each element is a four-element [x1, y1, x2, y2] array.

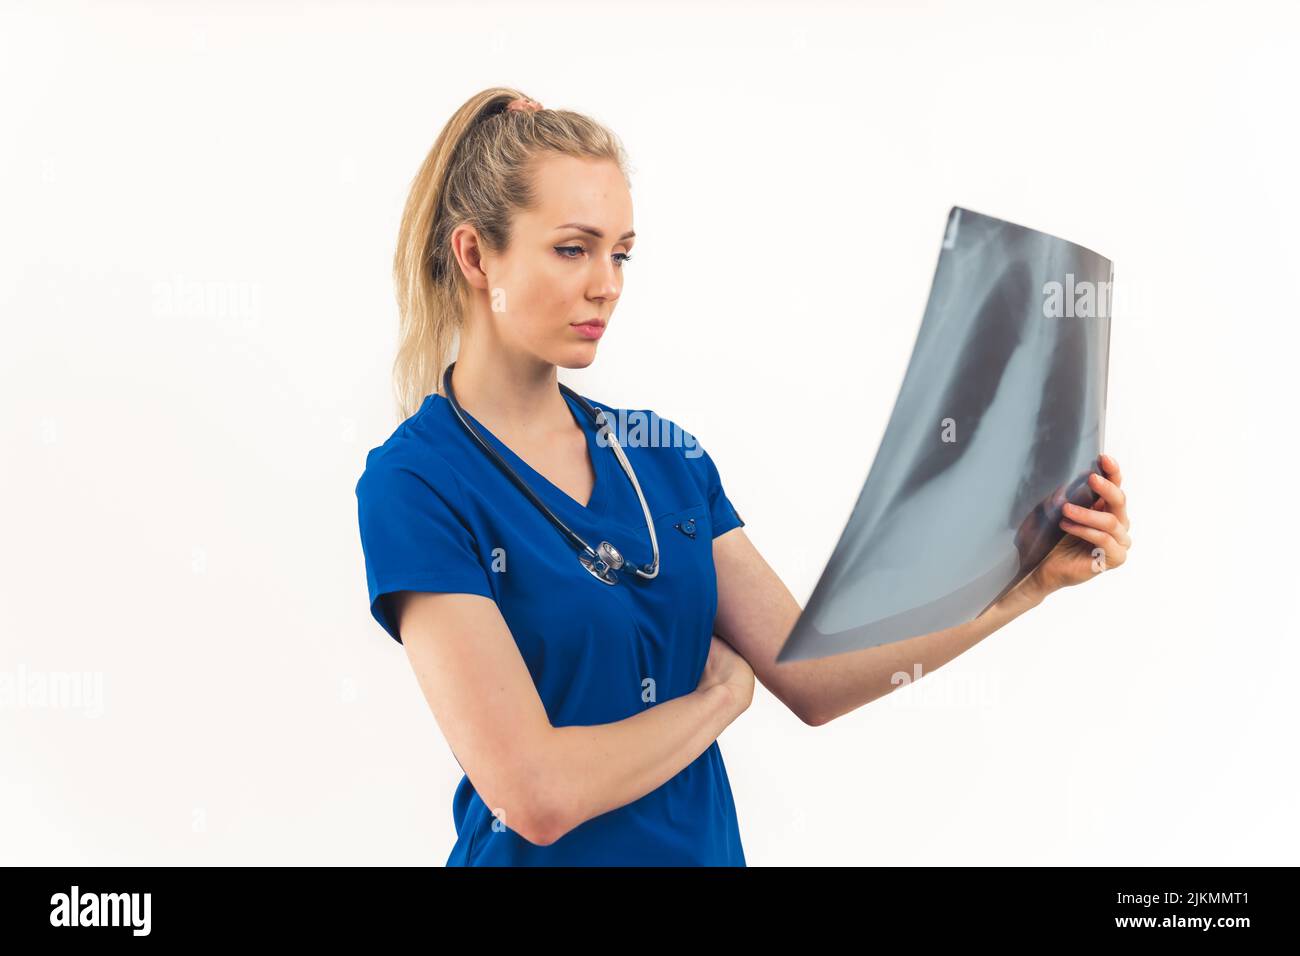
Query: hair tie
[[505, 96, 543, 113]]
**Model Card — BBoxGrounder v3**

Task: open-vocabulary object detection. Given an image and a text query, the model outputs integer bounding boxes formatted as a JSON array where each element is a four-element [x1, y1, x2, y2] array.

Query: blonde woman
[[355, 87, 1132, 866]]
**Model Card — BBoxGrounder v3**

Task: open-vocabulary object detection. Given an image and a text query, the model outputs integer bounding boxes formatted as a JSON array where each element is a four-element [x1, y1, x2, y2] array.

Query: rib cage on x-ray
[[777, 207, 1112, 663]]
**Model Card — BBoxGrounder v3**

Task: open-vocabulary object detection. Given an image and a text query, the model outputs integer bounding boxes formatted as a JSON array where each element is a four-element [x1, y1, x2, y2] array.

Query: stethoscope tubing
[[441, 362, 660, 583]]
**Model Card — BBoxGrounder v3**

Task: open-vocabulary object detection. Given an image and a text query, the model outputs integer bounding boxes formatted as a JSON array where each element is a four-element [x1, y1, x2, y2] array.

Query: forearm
[[531, 684, 742, 844], [794, 582, 1046, 727]]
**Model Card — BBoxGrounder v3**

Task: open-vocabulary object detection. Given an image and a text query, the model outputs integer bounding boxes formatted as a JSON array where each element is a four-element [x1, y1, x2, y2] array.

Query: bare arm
[[710, 527, 1045, 727], [392, 590, 748, 847]]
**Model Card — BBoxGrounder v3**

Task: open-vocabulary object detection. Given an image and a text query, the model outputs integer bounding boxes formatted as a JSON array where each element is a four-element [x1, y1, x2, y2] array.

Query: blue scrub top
[[354, 387, 748, 866]]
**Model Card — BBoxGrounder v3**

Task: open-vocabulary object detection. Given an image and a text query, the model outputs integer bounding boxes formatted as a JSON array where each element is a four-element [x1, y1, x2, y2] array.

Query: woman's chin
[[555, 344, 599, 369]]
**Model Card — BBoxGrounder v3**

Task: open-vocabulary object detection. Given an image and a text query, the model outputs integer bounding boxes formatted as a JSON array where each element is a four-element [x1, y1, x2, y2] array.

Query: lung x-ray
[[778, 207, 1112, 663]]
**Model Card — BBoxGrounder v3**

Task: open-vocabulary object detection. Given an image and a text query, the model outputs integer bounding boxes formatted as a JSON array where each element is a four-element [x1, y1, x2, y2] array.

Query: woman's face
[[464, 153, 635, 370]]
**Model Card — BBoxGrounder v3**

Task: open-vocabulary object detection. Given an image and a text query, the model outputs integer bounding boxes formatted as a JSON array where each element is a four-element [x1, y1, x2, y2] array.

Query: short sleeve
[[677, 433, 745, 540], [355, 457, 494, 645], [701, 446, 745, 539]]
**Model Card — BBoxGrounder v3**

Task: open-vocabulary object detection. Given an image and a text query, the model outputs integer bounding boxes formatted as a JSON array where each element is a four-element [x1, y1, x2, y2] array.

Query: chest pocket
[[620, 501, 719, 633], [645, 500, 712, 562], [657, 506, 705, 542]]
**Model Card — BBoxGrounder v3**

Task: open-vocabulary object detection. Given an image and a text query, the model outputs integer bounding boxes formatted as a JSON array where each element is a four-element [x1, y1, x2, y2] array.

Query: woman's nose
[[588, 262, 621, 299]]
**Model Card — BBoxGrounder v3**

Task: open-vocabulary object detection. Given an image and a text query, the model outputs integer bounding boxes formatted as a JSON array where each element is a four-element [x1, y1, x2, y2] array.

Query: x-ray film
[[777, 207, 1112, 663]]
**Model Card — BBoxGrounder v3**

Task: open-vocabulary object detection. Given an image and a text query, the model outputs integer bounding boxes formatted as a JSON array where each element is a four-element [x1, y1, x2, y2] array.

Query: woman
[[355, 87, 1133, 866]]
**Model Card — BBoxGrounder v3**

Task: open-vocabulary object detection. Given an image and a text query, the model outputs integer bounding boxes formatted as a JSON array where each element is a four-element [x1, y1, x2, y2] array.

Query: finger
[[1088, 471, 1130, 530], [1059, 521, 1126, 572], [1101, 453, 1123, 487], [1059, 518, 1127, 569], [1063, 501, 1131, 547]]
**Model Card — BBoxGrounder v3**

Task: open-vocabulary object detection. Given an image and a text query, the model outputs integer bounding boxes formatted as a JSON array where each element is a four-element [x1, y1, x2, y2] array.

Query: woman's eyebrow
[[553, 222, 636, 240]]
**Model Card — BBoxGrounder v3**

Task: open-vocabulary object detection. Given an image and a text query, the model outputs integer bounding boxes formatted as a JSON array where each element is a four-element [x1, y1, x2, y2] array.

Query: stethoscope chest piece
[[579, 541, 625, 585]]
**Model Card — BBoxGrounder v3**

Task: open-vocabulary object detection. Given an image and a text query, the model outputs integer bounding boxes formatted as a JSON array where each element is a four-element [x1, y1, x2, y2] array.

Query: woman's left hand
[[1024, 453, 1132, 601]]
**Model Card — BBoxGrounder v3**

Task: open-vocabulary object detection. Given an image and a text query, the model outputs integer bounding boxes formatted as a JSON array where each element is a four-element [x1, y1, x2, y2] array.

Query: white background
[[2, 0, 1296, 865]]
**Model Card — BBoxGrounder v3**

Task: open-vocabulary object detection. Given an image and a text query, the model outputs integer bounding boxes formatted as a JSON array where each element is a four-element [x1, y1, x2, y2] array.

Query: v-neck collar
[[437, 388, 612, 519]]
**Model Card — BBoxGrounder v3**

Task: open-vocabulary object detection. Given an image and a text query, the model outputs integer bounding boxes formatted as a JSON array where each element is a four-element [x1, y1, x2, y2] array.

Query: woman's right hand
[[697, 635, 755, 716]]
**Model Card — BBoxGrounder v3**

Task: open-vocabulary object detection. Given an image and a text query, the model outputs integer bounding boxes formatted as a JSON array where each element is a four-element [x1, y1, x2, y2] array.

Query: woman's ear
[[449, 223, 491, 292]]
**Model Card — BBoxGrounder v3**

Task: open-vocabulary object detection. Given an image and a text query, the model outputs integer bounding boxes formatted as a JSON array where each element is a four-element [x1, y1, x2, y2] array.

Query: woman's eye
[[554, 245, 634, 267]]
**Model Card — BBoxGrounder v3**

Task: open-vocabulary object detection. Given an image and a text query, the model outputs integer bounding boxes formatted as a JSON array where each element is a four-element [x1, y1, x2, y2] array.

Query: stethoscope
[[442, 362, 660, 586]]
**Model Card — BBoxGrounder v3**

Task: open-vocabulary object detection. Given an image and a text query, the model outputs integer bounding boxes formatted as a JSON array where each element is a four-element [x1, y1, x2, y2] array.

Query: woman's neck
[[448, 345, 574, 442]]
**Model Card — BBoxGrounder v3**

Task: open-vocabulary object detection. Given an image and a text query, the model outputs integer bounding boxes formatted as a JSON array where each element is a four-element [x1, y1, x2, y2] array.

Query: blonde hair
[[390, 87, 632, 422]]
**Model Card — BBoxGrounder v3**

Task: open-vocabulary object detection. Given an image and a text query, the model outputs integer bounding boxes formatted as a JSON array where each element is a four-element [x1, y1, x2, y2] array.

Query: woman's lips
[[571, 320, 605, 340]]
